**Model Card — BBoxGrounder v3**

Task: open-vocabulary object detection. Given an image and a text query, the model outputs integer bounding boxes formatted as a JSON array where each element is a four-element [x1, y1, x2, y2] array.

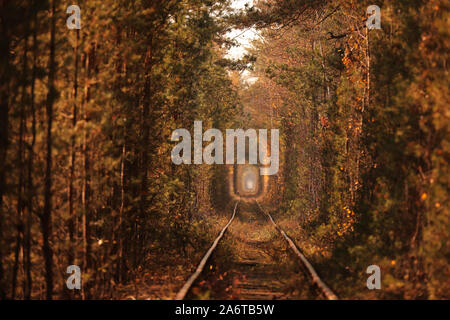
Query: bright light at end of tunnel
[[245, 178, 255, 190], [243, 171, 256, 192]]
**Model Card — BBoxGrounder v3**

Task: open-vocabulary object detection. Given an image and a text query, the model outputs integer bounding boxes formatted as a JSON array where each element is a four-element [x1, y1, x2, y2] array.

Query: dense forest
[[0, 0, 448, 300]]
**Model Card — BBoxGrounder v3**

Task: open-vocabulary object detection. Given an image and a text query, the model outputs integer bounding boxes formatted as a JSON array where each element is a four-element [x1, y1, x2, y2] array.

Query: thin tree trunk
[[24, 2, 39, 299], [366, 28, 371, 113], [137, 44, 153, 268], [64, 28, 80, 300], [118, 141, 126, 282], [0, 0, 13, 300], [41, 0, 57, 300], [12, 26, 29, 299], [81, 41, 95, 299], [68, 29, 79, 268]]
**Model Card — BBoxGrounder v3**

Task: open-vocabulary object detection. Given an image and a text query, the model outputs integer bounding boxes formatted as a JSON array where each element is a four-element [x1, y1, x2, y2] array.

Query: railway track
[[175, 200, 338, 300], [175, 201, 240, 300]]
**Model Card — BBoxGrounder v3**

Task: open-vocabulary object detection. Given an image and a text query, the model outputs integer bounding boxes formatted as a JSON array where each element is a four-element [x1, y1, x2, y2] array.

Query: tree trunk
[[24, 2, 39, 299], [41, 0, 57, 300], [118, 141, 126, 282], [64, 28, 80, 300], [68, 29, 79, 270], [137, 44, 153, 269], [81, 41, 95, 299], [0, 0, 13, 300], [12, 24, 29, 299]]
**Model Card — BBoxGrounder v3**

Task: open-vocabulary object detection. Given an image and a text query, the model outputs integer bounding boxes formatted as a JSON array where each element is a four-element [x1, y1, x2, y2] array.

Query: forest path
[[220, 205, 318, 300], [117, 205, 320, 300]]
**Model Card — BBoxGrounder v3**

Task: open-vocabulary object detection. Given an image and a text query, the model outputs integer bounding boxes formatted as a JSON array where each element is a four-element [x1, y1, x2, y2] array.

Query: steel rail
[[175, 201, 239, 300], [256, 200, 338, 300]]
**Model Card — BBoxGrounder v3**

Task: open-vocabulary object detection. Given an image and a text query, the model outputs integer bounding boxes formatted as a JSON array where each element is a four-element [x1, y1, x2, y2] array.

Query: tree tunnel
[[228, 164, 269, 201]]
